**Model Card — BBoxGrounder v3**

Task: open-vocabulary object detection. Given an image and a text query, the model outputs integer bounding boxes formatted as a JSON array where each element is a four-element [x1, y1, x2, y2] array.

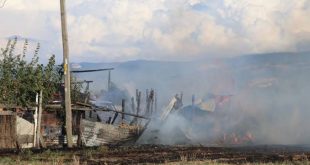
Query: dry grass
[[162, 160, 310, 165], [0, 156, 309, 165], [0, 146, 309, 165]]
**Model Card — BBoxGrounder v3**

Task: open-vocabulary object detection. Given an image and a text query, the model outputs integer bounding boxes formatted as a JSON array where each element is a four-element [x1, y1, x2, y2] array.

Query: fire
[[217, 131, 254, 145]]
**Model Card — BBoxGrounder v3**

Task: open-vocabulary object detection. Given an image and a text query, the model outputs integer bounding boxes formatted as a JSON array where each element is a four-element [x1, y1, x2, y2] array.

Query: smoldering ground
[[76, 52, 310, 145]]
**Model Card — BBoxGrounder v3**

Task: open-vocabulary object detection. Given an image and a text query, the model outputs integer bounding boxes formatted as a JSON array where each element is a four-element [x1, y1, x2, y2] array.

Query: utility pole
[[60, 0, 73, 148]]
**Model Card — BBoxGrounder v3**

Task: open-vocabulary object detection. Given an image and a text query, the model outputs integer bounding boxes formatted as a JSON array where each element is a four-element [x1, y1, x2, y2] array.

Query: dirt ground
[[0, 145, 310, 164]]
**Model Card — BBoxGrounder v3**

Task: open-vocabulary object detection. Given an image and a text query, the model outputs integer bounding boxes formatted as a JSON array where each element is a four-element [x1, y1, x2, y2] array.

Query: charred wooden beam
[[121, 99, 125, 123], [108, 70, 111, 91], [111, 112, 118, 124], [154, 90, 157, 113], [95, 107, 150, 120], [150, 89, 154, 115], [107, 117, 112, 124], [71, 68, 114, 73], [145, 89, 155, 116], [131, 97, 135, 113], [136, 89, 141, 115], [71, 80, 94, 84], [72, 107, 93, 111], [44, 104, 93, 111], [75, 102, 92, 108]]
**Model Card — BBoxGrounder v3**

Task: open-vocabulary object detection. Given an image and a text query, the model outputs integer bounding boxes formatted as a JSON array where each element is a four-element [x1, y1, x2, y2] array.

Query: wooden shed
[[0, 111, 17, 149]]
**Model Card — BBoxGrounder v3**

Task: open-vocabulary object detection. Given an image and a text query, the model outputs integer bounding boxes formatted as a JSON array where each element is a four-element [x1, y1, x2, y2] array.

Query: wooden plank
[[0, 113, 17, 149]]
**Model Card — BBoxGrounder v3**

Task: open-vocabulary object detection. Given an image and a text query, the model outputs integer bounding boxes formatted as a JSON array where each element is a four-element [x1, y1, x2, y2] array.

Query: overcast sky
[[0, 0, 309, 63]]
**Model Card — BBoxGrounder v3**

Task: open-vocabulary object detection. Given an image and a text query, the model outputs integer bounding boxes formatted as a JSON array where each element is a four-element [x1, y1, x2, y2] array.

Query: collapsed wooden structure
[[0, 66, 157, 149], [0, 88, 156, 149]]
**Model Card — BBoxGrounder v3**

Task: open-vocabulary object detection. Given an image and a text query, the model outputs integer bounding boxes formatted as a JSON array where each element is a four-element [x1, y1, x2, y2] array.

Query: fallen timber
[[81, 119, 148, 146], [44, 101, 150, 147], [80, 101, 151, 146]]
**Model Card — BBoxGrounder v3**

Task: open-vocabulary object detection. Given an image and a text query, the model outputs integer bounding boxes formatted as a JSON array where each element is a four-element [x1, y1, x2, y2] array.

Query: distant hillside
[[71, 51, 310, 108], [73, 52, 310, 98]]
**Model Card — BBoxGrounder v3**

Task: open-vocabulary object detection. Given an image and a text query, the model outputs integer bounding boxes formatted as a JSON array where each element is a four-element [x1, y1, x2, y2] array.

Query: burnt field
[[1, 145, 310, 164]]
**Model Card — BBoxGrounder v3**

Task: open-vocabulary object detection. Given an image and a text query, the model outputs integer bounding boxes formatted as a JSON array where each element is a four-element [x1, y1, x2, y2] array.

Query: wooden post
[[146, 89, 149, 105], [108, 70, 111, 91], [84, 82, 90, 103], [180, 92, 183, 102], [60, 0, 73, 148], [111, 112, 118, 124], [145, 89, 155, 116], [154, 90, 157, 113], [13, 113, 18, 149], [191, 94, 195, 132], [76, 111, 82, 147], [146, 89, 150, 115], [129, 96, 137, 125], [150, 89, 154, 115], [121, 99, 125, 123], [36, 90, 43, 148], [135, 89, 140, 115], [107, 117, 112, 124], [33, 93, 38, 147], [131, 97, 135, 113], [192, 94, 195, 106]]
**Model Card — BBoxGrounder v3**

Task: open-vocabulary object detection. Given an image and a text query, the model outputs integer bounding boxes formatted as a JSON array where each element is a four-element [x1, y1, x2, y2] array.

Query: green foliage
[[57, 63, 84, 103], [71, 76, 84, 103], [0, 37, 62, 107]]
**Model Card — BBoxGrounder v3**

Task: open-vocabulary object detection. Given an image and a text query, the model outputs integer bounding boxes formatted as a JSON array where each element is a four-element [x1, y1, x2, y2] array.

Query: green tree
[[0, 38, 62, 107]]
